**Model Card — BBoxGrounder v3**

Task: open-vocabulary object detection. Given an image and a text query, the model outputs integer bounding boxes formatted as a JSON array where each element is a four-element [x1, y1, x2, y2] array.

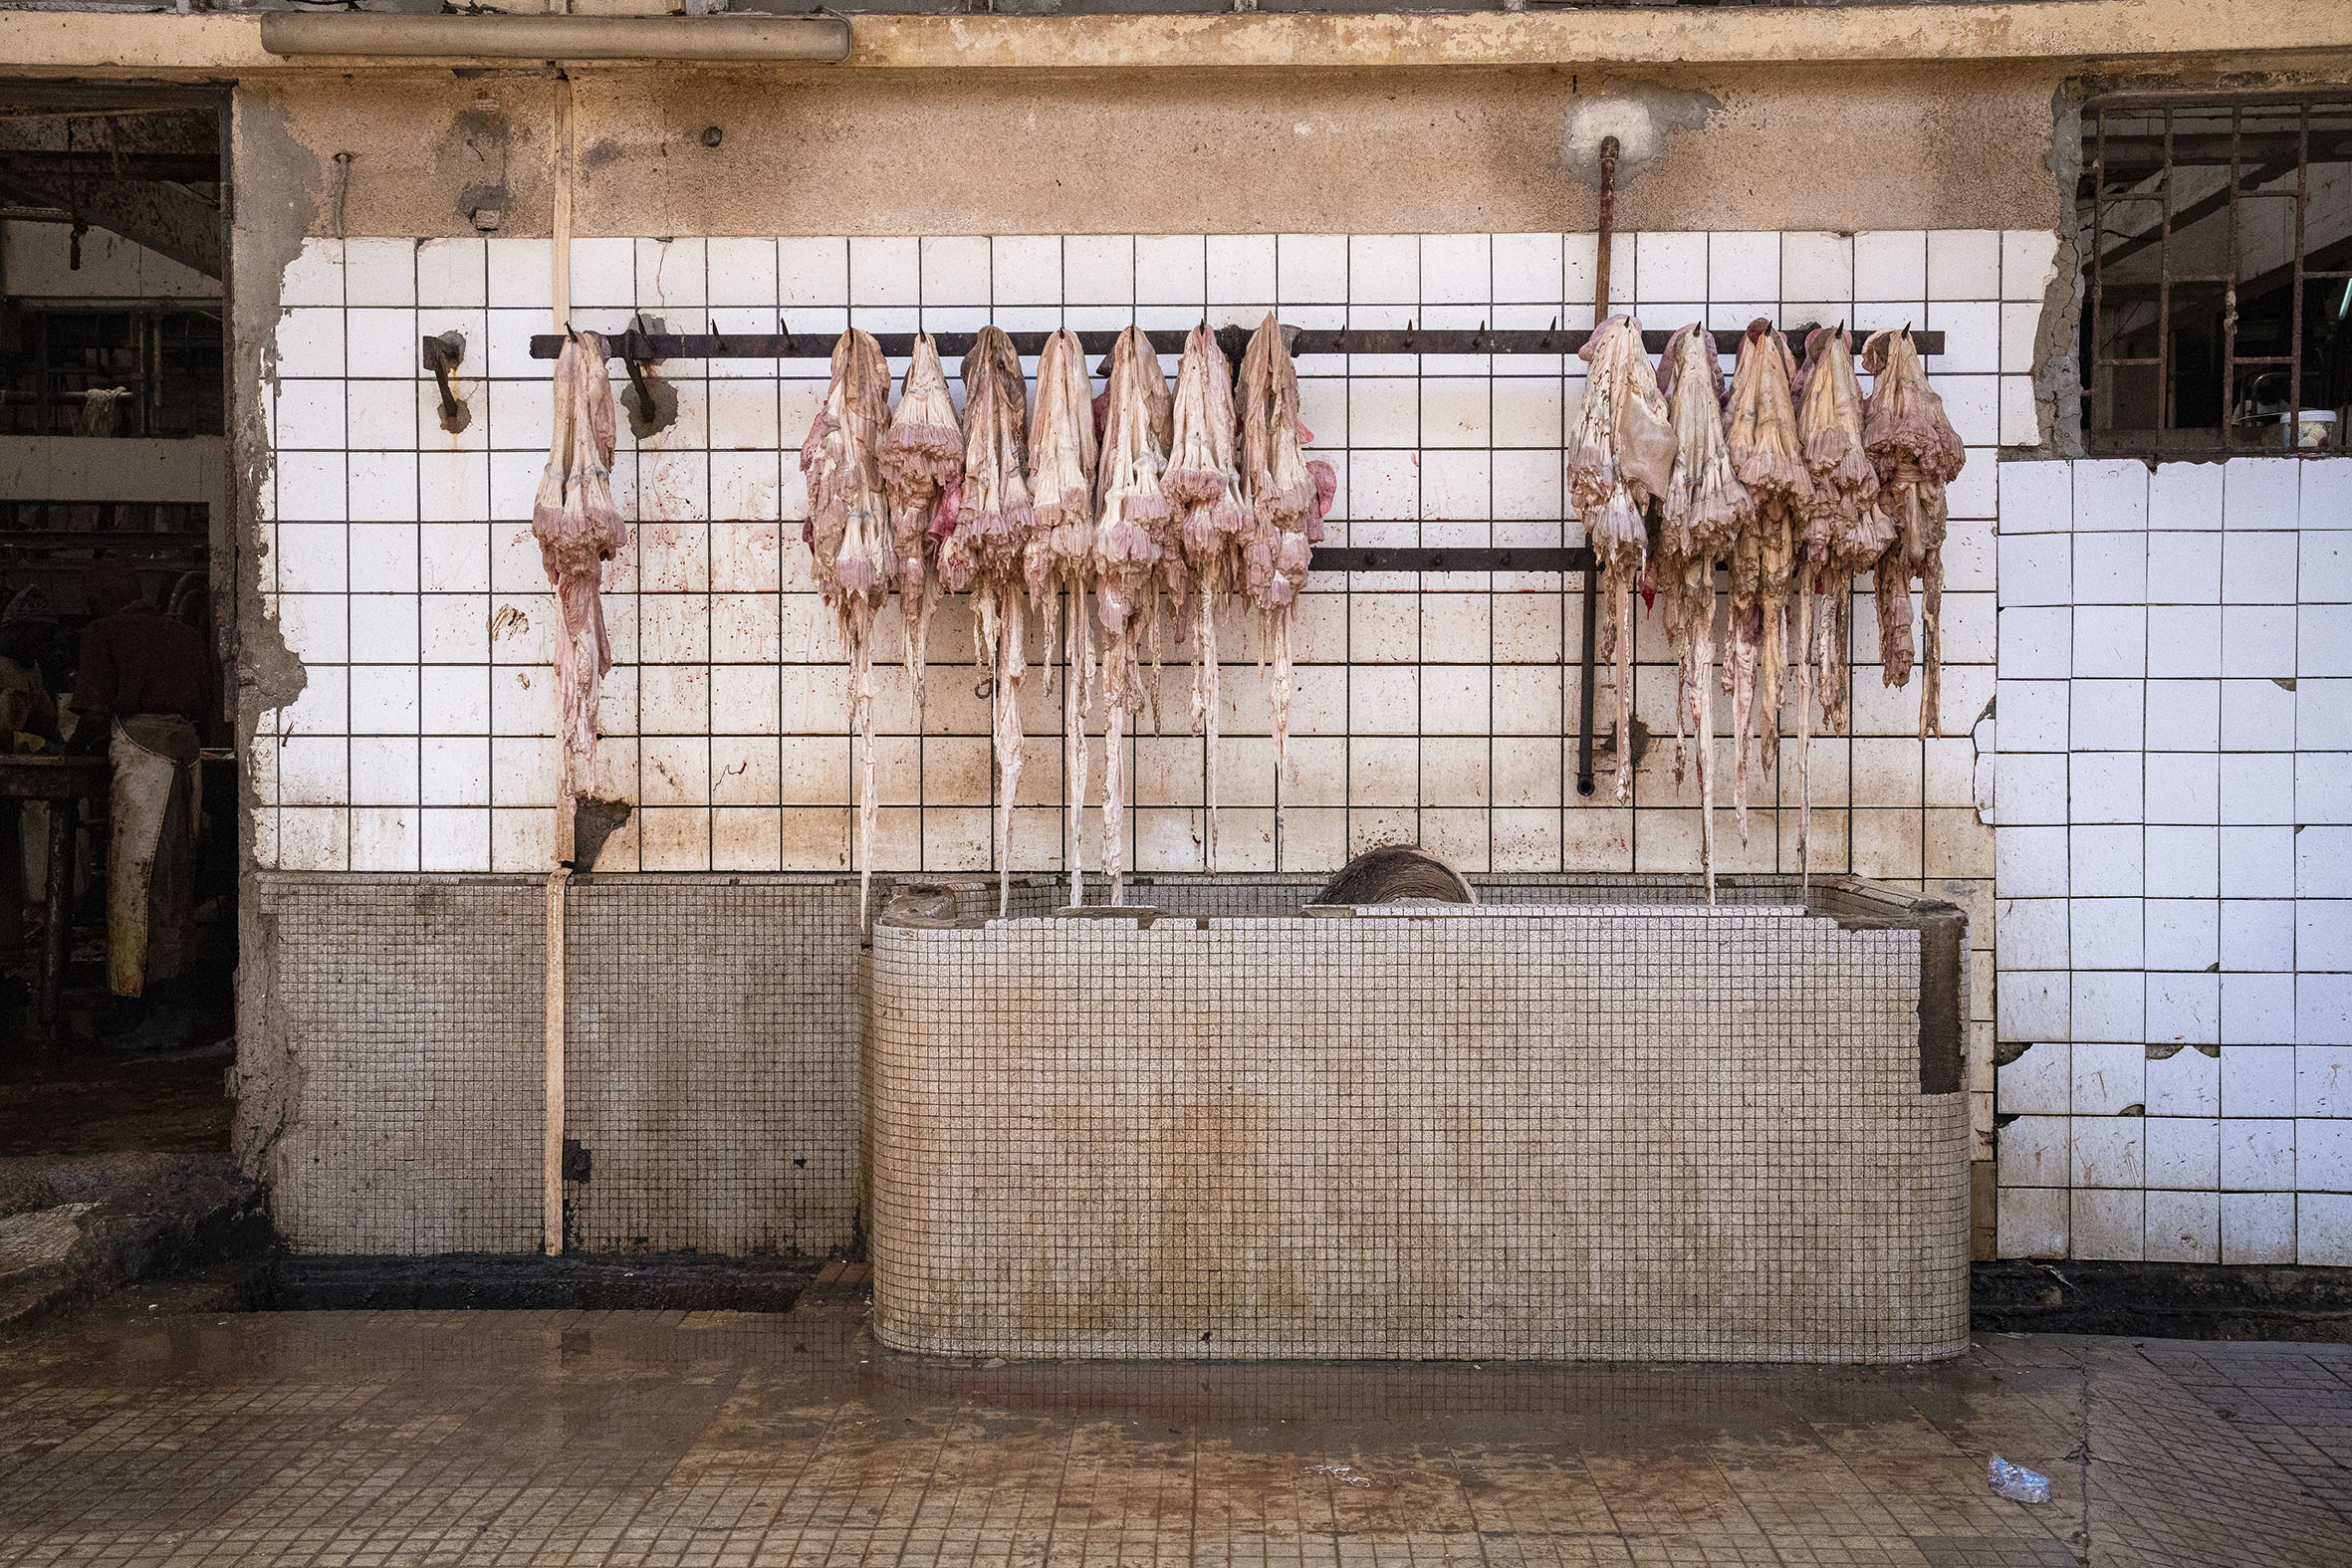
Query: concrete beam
[[0, 2, 2345, 76], [0, 166, 219, 277], [0, 150, 219, 183], [836, 4, 2352, 71], [259, 14, 851, 64]]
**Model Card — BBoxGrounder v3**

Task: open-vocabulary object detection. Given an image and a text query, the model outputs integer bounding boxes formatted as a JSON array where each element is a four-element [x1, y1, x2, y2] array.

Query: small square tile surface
[[6, 1309, 2350, 1567]]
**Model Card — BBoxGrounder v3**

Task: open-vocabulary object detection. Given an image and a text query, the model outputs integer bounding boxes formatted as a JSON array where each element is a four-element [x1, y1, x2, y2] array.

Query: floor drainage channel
[[232, 1257, 2352, 1338], [253, 1252, 832, 1312]]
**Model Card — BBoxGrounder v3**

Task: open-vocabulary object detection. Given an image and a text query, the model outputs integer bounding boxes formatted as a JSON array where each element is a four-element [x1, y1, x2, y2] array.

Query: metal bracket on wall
[[419, 331, 469, 435], [613, 323, 659, 408], [593, 315, 678, 439]]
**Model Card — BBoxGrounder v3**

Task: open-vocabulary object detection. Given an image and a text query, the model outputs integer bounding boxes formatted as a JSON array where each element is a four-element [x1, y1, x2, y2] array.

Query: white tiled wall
[[253, 229, 2046, 889], [243, 228, 2352, 1267], [1993, 457, 2352, 1265]]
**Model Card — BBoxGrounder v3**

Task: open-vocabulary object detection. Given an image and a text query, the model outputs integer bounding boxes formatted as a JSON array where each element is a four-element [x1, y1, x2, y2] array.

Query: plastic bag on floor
[[1989, 1456, 2051, 1503]]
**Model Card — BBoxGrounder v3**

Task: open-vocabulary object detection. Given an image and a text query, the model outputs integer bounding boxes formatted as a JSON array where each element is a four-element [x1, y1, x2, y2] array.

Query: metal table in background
[[0, 754, 110, 1038]]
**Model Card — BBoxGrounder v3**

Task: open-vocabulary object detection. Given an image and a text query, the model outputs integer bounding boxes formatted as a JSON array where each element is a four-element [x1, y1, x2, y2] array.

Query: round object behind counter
[[1312, 845, 1476, 907]]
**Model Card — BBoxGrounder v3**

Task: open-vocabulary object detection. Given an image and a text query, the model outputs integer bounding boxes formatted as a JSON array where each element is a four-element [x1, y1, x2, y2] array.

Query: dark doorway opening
[[1, 81, 233, 1161]]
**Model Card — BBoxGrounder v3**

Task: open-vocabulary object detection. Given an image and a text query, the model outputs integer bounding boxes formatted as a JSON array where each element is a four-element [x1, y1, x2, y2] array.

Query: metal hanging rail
[[519, 317, 1942, 801], [526, 324, 1941, 362]]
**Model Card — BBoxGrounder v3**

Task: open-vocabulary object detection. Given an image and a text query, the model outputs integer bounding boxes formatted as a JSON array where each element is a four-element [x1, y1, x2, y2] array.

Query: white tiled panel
[[257, 229, 2035, 890], [1994, 456, 2352, 1265], [257, 228, 2030, 1224], [257, 230, 2352, 1264]]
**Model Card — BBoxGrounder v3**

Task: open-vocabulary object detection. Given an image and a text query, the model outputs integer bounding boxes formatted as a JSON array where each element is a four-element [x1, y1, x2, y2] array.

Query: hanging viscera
[[1655, 325, 1754, 904], [1724, 321, 1811, 847], [1564, 314, 1673, 805], [1025, 329, 1100, 907], [1091, 327, 1174, 906], [1236, 316, 1317, 814], [1861, 327, 1966, 741], [879, 333, 965, 726], [531, 330, 628, 780], [1787, 326, 1888, 881], [799, 330, 895, 916], [937, 326, 1034, 919], [1161, 325, 1246, 870]]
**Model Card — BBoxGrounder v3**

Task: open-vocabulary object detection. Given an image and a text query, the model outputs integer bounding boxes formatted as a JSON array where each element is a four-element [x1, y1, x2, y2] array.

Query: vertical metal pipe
[[1593, 135, 1620, 323], [1574, 136, 1619, 798], [1575, 568, 1601, 797]]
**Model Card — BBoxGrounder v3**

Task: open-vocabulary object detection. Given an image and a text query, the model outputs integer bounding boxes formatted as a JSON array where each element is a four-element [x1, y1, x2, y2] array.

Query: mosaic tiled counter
[[866, 877, 1970, 1363]]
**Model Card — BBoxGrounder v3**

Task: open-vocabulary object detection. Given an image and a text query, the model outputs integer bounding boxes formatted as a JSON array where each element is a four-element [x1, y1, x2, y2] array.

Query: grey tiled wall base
[[246, 872, 863, 1256], [247, 873, 549, 1254], [866, 878, 1971, 1364]]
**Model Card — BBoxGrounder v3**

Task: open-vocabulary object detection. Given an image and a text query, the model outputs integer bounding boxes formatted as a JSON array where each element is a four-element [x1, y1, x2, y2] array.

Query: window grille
[[0, 303, 224, 439], [2080, 93, 2352, 458]]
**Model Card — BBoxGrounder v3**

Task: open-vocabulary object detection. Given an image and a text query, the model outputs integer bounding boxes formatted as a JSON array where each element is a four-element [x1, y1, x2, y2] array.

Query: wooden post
[[543, 864, 567, 1254], [542, 76, 577, 1257]]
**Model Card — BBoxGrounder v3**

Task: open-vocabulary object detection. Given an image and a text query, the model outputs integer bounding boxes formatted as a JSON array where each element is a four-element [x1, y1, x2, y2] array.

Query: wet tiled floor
[[2, 1289, 2348, 1567]]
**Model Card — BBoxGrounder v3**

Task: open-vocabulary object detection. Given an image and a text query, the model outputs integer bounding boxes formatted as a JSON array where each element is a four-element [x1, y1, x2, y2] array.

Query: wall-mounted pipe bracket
[[420, 330, 470, 435], [611, 316, 677, 440]]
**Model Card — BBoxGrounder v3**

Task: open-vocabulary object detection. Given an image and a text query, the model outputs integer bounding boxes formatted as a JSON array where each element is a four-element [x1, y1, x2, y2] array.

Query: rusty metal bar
[[1309, 547, 1594, 574], [526, 325, 1942, 361], [1594, 134, 1620, 323], [1578, 135, 1619, 802], [1574, 564, 1602, 798]]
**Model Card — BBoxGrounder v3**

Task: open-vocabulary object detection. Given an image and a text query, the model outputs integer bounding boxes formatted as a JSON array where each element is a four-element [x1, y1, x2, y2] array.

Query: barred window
[[0, 303, 223, 439], [2080, 94, 2352, 458]]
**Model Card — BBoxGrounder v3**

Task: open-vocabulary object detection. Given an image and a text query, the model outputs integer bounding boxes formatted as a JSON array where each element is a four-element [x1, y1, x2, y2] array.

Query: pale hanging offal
[[531, 329, 629, 774], [1236, 316, 1319, 801], [879, 333, 966, 723], [939, 326, 1034, 918], [1861, 326, 1967, 739], [799, 329, 895, 915], [1161, 325, 1246, 869], [1655, 324, 1753, 903], [1025, 329, 1099, 906], [1723, 321, 1811, 844], [1564, 314, 1673, 803], [1091, 326, 1173, 905]]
